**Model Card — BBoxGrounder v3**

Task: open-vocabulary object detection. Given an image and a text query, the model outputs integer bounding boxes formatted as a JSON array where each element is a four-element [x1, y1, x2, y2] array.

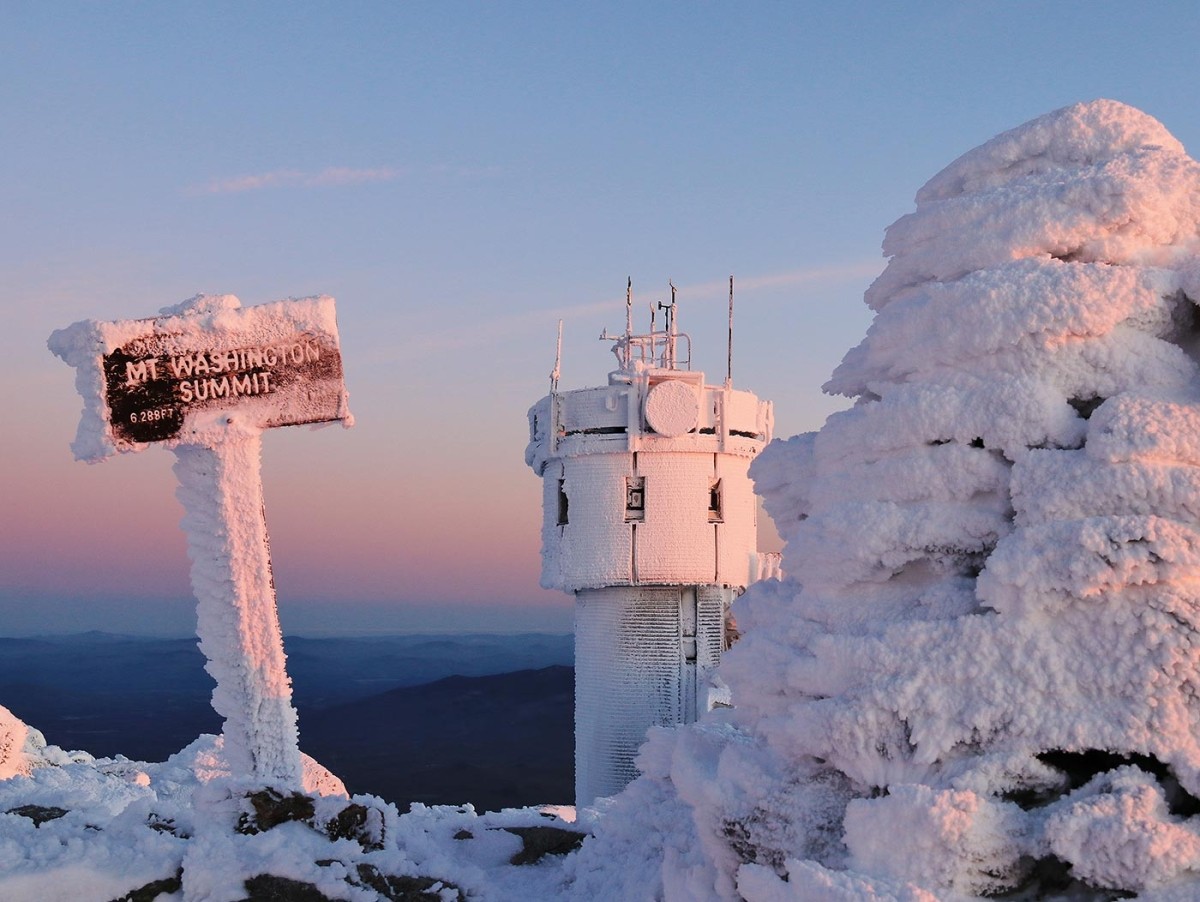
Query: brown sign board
[[50, 295, 352, 460]]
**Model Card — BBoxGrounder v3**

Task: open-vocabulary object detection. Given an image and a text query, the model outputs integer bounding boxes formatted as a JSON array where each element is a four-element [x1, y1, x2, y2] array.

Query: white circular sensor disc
[[645, 380, 700, 436]]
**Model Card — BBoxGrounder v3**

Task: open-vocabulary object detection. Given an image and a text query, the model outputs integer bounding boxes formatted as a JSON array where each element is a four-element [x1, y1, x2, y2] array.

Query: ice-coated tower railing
[[526, 282, 774, 807]]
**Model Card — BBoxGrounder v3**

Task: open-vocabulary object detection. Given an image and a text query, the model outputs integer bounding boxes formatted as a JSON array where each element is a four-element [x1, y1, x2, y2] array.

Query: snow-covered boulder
[[0, 705, 29, 780]]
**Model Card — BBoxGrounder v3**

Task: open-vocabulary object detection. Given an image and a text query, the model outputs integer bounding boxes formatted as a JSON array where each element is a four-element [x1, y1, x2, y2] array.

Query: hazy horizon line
[[0, 627, 574, 641]]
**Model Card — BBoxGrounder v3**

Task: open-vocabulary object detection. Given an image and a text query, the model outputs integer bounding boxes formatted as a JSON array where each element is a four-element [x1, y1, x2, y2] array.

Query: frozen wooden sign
[[49, 293, 352, 790], [50, 293, 351, 460]]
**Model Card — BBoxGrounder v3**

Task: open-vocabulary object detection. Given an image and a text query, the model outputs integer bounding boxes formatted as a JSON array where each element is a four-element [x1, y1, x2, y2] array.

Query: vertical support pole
[[680, 587, 698, 724], [727, 275, 734, 389], [172, 416, 302, 789], [668, 281, 678, 369], [551, 319, 563, 393], [625, 276, 633, 365], [649, 302, 657, 366]]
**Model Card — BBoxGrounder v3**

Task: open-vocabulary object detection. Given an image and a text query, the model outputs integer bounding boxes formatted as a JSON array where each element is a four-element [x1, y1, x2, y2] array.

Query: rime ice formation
[[572, 99, 1200, 900], [0, 706, 29, 781], [49, 295, 353, 791], [526, 304, 774, 807], [173, 422, 303, 787]]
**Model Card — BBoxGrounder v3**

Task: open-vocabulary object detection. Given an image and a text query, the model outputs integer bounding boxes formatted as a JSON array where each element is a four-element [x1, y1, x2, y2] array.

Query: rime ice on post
[[526, 282, 774, 807], [48, 294, 352, 790]]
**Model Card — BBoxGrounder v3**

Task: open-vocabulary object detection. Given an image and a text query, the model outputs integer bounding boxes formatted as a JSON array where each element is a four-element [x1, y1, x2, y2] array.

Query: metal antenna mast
[[551, 319, 563, 392], [669, 280, 678, 369], [626, 277, 633, 339], [727, 275, 734, 388]]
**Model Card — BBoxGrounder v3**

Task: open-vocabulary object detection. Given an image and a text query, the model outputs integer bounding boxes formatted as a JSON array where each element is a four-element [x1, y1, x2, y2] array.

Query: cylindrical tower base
[[574, 585, 732, 807]]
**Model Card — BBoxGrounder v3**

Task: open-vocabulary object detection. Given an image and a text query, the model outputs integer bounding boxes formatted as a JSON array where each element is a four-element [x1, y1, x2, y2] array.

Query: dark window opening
[[556, 479, 569, 526], [625, 476, 645, 522], [708, 479, 723, 522], [564, 425, 627, 436]]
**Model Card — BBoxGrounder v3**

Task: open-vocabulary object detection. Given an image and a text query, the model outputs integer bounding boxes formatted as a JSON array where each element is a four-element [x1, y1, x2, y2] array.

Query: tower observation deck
[[525, 282, 774, 807]]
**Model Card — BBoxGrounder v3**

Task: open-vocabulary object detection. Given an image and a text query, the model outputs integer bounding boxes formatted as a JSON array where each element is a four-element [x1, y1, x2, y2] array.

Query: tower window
[[625, 476, 645, 521], [557, 478, 569, 525], [708, 479, 723, 522]]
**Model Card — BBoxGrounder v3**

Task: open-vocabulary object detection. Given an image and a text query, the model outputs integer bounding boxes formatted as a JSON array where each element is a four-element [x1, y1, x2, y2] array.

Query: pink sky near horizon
[[2, 417, 552, 606]]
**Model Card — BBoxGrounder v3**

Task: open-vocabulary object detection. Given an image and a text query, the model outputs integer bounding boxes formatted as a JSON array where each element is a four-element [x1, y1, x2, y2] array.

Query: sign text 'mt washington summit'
[[122, 341, 322, 401], [104, 331, 344, 445]]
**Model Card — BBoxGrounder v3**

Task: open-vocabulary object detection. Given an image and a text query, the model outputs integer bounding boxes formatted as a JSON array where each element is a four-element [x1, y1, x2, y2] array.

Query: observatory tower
[[525, 283, 774, 807]]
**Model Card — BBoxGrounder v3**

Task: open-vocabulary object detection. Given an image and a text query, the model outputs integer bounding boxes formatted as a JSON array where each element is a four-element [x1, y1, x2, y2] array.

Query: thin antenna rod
[[551, 319, 563, 392], [626, 277, 633, 339], [727, 275, 734, 387], [669, 280, 677, 369]]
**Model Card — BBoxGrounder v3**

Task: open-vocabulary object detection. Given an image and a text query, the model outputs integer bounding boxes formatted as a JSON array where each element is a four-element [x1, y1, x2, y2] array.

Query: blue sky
[[4, 2, 1200, 635]]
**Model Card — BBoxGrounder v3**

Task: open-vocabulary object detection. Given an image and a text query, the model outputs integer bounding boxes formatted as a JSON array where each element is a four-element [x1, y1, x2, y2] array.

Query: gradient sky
[[4, 2, 1200, 636]]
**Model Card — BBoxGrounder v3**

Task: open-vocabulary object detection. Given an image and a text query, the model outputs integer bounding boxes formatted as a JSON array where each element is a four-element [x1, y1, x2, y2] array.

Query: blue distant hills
[[0, 632, 574, 810]]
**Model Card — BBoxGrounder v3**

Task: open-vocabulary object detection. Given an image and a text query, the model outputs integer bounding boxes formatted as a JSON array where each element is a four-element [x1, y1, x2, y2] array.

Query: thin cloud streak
[[189, 163, 502, 195], [191, 166, 407, 195], [554, 262, 887, 317], [392, 260, 884, 359]]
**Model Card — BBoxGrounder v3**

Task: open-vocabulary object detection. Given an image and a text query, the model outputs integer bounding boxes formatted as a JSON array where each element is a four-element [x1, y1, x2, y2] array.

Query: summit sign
[[50, 294, 351, 459], [50, 294, 353, 787], [106, 331, 342, 445]]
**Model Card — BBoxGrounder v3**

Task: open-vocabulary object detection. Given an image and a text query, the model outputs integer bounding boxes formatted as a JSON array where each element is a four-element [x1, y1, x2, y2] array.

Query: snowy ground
[[0, 718, 590, 901]]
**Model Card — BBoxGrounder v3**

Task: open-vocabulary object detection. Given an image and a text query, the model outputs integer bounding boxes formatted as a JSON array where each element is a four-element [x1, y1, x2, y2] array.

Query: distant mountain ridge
[[0, 631, 572, 700], [301, 665, 574, 810], [0, 632, 575, 809]]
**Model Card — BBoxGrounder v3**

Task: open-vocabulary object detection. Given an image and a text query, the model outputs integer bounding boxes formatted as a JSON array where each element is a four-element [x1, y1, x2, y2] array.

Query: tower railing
[[603, 329, 693, 373]]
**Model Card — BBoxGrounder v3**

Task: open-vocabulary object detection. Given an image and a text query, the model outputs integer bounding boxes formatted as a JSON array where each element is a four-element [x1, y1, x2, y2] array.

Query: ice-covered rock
[[0, 706, 29, 780]]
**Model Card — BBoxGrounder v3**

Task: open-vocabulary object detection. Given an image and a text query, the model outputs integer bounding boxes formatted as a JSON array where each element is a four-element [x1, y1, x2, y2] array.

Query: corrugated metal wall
[[574, 585, 731, 806]]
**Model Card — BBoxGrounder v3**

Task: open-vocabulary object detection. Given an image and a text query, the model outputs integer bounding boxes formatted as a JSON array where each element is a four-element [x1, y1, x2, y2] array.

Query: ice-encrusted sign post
[[48, 294, 352, 790]]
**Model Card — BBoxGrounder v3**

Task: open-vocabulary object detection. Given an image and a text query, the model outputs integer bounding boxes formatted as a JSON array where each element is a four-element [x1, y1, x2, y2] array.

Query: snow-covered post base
[[174, 414, 301, 789]]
